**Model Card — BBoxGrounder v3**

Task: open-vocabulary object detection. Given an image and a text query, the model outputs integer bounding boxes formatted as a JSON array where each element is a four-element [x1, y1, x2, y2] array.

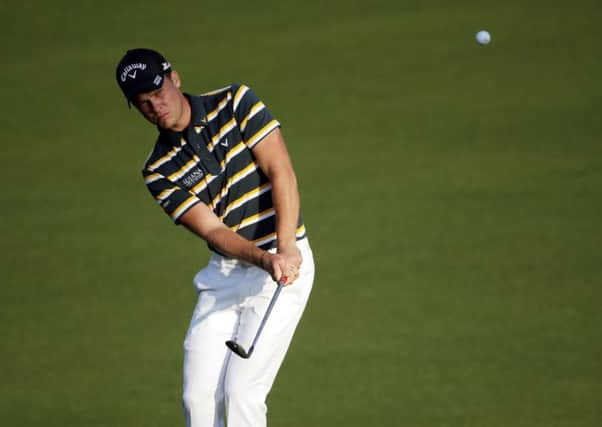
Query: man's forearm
[[180, 203, 266, 268], [271, 166, 300, 251], [251, 129, 301, 252], [179, 202, 292, 283], [205, 226, 266, 267]]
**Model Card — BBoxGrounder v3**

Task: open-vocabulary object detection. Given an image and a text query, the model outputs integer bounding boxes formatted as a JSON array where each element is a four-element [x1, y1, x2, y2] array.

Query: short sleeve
[[231, 84, 281, 149], [142, 168, 201, 224]]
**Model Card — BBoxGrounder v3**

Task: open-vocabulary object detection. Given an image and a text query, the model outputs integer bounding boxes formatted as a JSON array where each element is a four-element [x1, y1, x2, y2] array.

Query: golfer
[[115, 48, 315, 427]]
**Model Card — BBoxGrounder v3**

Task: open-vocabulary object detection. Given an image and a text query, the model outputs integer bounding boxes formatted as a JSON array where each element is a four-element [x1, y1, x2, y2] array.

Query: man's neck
[[171, 94, 191, 132]]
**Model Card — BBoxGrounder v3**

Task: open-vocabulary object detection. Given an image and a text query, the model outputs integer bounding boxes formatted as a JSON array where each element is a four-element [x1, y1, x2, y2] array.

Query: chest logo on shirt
[[182, 167, 204, 188]]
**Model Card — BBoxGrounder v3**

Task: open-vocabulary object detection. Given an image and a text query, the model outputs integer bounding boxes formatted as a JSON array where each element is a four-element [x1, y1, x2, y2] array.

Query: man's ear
[[170, 70, 181, 88]]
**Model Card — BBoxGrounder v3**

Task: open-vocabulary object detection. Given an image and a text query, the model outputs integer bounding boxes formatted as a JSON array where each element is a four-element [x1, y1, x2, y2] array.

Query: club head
[[226, 340, 251, 359]]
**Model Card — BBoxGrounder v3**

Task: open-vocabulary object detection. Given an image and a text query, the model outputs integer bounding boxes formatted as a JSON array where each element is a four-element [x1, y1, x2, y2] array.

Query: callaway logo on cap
[[115, 48, 172, 106]]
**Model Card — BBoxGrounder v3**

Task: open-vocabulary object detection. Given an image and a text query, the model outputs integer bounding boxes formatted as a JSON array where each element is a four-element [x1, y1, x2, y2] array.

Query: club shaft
[[248, 281, 284, 353], [225, 277, 288, 358]]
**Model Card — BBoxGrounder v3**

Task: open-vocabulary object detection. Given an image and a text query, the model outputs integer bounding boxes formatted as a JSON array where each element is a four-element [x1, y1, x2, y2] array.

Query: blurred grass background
[[1, 0, 601, 425]]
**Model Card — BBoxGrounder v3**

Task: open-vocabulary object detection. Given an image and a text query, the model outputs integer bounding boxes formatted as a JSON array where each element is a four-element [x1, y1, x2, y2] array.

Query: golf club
[[225, 276, 288, 359]]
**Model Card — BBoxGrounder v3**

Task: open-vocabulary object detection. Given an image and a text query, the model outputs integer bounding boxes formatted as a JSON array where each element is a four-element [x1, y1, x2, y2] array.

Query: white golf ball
[[476, 30, 491, 45]]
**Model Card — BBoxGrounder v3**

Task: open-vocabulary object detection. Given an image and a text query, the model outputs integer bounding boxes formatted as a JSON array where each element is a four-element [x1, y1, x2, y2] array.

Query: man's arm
[[252, 128, 303, 273], [179, 202, 291, 283]]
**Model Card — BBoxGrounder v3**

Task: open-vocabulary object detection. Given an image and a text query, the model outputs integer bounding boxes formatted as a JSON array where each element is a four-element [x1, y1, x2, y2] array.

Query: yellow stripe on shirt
[[209, 163, 260, 209], [232, 208, 276, 231], [171, 195, 199, 221], [240, 101, 265, 132], [205, 92, 232, 122], [246, 119, 279, 148], [207, 118, 237, 151], [233, 85, 249, 113], [251, 225, 307, 246], [219, 182, 271, 219]]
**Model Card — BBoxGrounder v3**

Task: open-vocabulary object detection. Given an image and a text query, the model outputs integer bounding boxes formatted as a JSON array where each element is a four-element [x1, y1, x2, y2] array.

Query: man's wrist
[[259, 250, 270, 270], [277, 238, 298, 252]]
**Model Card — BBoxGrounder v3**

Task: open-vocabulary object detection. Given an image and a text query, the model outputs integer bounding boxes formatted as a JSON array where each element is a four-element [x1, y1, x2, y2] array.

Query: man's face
[[133, 71, 187, 131]]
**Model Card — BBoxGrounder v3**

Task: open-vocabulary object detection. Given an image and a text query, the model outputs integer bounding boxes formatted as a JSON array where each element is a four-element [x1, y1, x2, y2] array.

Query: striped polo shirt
[[142, 83, 306, 252]]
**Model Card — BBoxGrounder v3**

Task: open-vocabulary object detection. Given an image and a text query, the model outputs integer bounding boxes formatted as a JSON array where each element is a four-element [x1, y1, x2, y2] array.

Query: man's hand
[[278, 242, 302, 283], [261, 246, 302, 286]]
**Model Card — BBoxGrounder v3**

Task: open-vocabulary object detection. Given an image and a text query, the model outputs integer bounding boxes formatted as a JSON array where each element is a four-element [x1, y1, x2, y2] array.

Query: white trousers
[[182, 238, 314, 427]]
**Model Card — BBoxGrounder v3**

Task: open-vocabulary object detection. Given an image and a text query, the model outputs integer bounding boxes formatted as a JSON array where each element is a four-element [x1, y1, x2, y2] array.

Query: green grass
[[1, 0, 601, 425]]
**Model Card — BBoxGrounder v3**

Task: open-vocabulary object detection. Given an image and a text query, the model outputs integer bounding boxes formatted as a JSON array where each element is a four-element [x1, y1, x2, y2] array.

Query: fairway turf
[[1, 1, 601, 426]]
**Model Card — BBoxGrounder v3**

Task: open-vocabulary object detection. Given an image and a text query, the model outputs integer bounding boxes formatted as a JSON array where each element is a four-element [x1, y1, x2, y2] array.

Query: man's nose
[[149, 97, 161, 113]]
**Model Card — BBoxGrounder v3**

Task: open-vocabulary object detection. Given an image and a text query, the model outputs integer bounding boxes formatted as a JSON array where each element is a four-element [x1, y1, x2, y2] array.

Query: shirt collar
[[184, 93, 208, 127]]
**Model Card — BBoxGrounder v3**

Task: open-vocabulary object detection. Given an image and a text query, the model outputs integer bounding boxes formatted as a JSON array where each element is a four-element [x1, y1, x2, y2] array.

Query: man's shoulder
[[189, 83, 255, 118], [200, 83, 237, 97], [197, 82, 251, 103]]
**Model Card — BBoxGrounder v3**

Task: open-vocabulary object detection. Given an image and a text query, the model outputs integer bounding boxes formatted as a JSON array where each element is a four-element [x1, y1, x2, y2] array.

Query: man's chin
[[157, 118, 173, 130]]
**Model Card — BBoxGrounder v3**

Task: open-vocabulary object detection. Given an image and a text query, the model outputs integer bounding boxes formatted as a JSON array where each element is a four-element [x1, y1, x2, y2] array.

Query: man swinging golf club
[[115, 48, 315, 427]]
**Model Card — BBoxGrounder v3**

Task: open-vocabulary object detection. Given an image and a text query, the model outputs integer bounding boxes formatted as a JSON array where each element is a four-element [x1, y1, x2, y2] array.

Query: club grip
[[278, 276, 288, 286]]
